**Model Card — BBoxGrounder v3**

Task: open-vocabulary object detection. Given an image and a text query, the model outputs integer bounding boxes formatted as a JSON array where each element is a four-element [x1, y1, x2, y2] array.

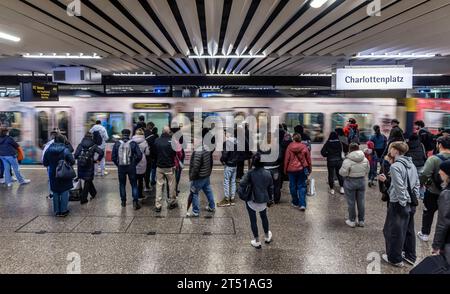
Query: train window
[[424, 111, 450, 131], [0, 112, 22, 141], [86, 112, 125, 142], [132, 112, 171, 135], [37, 111, 49, 148], [174, 112, 224, 144], [331, 113, 374, 143], [57, 111, 69, 141], [285, 113, 325, 143]]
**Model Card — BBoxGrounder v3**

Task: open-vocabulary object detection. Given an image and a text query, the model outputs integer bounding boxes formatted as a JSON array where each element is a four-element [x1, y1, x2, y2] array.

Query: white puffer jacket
[[132, 135, 150, 175], [339, 150, 370, 178]]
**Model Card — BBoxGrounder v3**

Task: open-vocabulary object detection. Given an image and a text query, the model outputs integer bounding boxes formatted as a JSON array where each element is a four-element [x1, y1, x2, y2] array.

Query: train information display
[[20, 82, 59, 102]]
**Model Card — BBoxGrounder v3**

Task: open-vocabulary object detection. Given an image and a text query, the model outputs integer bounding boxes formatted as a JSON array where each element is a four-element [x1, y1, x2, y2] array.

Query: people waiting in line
[[154, 126, 180, 213], [132, 128, 150, 199], [432, 161, 450, 262], [187, 129, 215, 217], [321, 131, 344, 195], [218, 131, 239, 207], [112, 129, 143, 210], [144, 122, 156, 191], [240, 153, 273, 249], [418, 136, 450, 242], [380, 142, 419, 267], [370, 125, 387, 163], [74, 132, 104, 204], [90, 120, 109, 177], [339, 143, 370, 228], [0, 127, 31, 187], [284, 133, 312, 211], [43, 134, 76, 217]]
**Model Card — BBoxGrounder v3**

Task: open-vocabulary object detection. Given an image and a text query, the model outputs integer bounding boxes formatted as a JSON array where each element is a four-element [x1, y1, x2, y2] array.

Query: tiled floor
[[0, 167, 435, 274]]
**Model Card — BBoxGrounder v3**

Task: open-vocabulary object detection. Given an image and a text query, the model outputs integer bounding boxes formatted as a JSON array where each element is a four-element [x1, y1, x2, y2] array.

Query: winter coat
[[43, 143, 75, 193], [406, 139, 427, 168], [154, 133, 176, 169], [284, 141, 312, 174], [240, 167, 274, 204], [189, 150, 213, 181], [389, 156, 420, 207], [146, 133, 159, 160], [89, 124, 109, 149], [221, 138, 240, 167], [74, 137, 104, 180], [321, 139, 343, 166], [339, 150, 370, 178], [132, 135, 150, 175], [370, 133, 387, 151], [111, 136, 143, 173], [432, 186, 450, 256], [0, 135, 19, 157]]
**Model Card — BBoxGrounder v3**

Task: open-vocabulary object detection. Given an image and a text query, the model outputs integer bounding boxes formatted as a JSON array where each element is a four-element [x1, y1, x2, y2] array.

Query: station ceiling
[[1, 0, 450, 76]]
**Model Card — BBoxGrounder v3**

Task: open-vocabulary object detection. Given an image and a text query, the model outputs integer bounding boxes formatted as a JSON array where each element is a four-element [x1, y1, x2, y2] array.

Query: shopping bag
[[307, 178, 316, 196]]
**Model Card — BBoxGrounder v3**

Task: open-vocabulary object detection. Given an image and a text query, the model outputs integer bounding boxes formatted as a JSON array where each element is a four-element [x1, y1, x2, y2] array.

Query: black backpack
[[238, 171, 254, 202], [420, 130, 436, 152], [78, 146, 95, 167], [93, 131, 102, 146], [433, 154, 450, 190]]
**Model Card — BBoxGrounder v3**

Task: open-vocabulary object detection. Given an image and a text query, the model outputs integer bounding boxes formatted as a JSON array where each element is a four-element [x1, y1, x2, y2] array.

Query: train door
[[36, 107, 71, 149], [232, 107, 272, 144]]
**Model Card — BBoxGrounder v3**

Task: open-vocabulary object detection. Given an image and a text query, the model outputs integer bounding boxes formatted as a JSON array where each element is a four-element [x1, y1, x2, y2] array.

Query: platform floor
[[0, 167, 436, 274]]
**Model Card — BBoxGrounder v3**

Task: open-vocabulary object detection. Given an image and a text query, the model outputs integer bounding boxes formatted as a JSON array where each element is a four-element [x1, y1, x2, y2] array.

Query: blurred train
[[0, 96, 449, 165]]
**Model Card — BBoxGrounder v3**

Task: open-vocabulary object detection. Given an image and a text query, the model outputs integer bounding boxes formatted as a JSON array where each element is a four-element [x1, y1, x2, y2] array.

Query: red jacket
[[284, 142, 312, 174]]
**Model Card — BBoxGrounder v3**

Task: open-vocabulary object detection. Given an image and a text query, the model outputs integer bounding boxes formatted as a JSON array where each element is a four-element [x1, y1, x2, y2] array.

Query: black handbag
[[410, 255, 450, 274], [56, 159, 76, 180], [238, 171, 253, 202]]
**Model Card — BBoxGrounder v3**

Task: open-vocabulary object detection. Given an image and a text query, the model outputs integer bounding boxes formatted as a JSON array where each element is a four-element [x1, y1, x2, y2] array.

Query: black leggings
[[327, 164, 343, 189], [246, 202, 269, 239], [137, 174, 145, 198]]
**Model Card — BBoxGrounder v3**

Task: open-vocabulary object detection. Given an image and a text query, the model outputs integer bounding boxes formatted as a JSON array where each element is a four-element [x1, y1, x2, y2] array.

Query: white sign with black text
[[336, 67, 413, 90]]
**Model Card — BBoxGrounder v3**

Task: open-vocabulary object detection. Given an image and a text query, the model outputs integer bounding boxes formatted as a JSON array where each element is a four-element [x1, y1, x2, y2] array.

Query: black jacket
[[145, 133, 159, 160], [0, 135, 19, 157], [189, 150, 213, 181], [406, 139, 427, 168], [43, 143, 75, 193], [221, 139, 240, 167], [259, 146, 283, 169], [74, 137, 104, 180], [418, 128, 435, 152], [112, 136, 143, 172], [321, 140, 343, 165], [241, 167, 273, 204], [154, 133, 176, 168], [432, 187, 450, 252]]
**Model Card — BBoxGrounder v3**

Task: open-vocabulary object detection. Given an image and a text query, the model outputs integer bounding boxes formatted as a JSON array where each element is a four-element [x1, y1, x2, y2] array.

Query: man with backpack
[[74, 132, 104, 204], [418, 136, 450, 242], [112, 129, 143, 210], [90, 120, 109, 177], [370, 125, 387, 162], [344, 118, 360, 145], [414, 120, 435, 157]]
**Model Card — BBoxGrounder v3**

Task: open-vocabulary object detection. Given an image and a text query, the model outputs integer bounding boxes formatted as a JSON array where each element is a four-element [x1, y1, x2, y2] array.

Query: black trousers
[[421, 190, 440, 235], [237, 161, 245, 180], [267, 168, 281, 203], [144, 156, 152, 189], [327, 162, 343, 189], [383, 202, 414, 264], [137, 174, 145, 198], [246, 202, 269, 239], [80, 179, 97, 203]]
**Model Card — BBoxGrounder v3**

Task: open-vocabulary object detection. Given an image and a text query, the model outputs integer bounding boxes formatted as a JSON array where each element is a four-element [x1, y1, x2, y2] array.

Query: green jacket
[[420, 152, 450, 195]]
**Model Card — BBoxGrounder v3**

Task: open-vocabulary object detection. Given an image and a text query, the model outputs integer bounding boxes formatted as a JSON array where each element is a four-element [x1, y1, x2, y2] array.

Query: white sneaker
[[329, 189, 336, 195], [186, 211, 199, 218], [299, 206, 306, 211], [264, 231, 273, 244], [251, 240, 262, 249], [0, 178, 5, 184], [20, 179, 31, 185], [345, 220, 356, 228], [340, 187, 345, 194], [12, 176, 17, 182], [357, 221, 365, 228], [382, 254, 404, 268], [417, 231, 429, 242], [7, 183, 13, 187]]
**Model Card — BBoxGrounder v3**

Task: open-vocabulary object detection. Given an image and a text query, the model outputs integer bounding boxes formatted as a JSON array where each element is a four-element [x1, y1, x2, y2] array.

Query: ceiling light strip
[[0, 31, 21, 42], [23, 53, 102, 59], [189, 55, 266, 59]]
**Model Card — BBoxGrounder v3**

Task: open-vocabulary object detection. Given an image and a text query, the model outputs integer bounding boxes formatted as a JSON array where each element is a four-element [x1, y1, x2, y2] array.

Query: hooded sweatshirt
[[284, 141, 311, 174], [389, 156, 420, 207], [339, 150, 370, 178], [0, 135, 19, 157], [132, 135, 150, 174], [89, 124, 109, 149]]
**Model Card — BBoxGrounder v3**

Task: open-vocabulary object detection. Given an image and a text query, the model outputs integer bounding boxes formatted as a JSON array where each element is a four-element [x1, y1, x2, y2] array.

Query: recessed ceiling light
[[0, 31, 21, 42], [310, 0, 329, 9], [23, 53, 102, 59], [189, 54, 266, 59], [354, 53, 437, 59]]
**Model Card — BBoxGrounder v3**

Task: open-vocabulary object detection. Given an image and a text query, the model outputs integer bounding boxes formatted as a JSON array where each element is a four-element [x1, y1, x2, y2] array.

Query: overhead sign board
[[20, 82, 59, 102], [336, 67, 413, 90]]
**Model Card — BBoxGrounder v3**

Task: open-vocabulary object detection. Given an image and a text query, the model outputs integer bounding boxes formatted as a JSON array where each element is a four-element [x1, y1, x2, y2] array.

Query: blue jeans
[[0, 156, 25, 184], [150, 161, 157, 185], [223, 166, 237, 199], [118, 170, 139, 202], [288, 170, 307, 207], [53, 190, 69, 215], [191, 177, 215, 214]]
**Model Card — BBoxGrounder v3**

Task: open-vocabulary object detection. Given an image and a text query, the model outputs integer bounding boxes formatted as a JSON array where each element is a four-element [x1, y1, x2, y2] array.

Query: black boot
[[133, 201, 141, 210], [121, 201, 126, 208]]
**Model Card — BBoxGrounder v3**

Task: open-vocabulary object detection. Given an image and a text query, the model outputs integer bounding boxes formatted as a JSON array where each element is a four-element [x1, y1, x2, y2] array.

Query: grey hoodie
[[389, 156, 420, 207], [132, 135, 149, 174], [339, 150, 369, 178]]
